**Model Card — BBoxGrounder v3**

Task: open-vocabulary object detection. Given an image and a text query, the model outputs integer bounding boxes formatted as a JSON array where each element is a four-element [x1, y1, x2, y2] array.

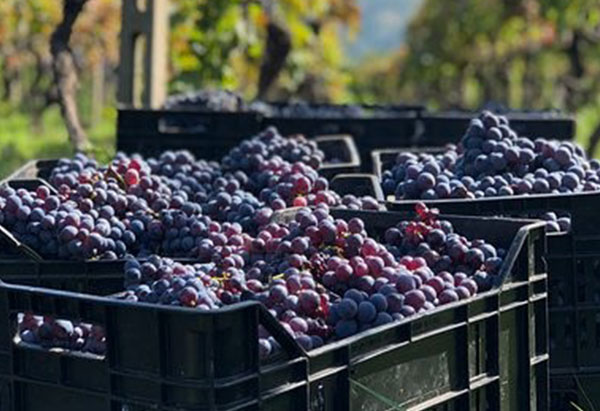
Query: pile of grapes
[[17, 202, 506, 357], [382, 111, 599, 201], [164, 89, 245, 112], [380, 111, 593, 231], [17, 313, 106, 355], [164, 89, 398, 118], [118, 203, 502, 355], [0, 127, 381, 261]]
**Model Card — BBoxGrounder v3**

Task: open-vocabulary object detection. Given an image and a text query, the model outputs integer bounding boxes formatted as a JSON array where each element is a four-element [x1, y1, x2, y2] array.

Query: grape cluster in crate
[[0, 127, 380, 261], [379, 110, 600, 232], [3, 121, 507, 359]]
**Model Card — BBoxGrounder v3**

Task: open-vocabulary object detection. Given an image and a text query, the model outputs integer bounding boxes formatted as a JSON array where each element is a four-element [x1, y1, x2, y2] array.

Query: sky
[[344, 0, 424, 61]]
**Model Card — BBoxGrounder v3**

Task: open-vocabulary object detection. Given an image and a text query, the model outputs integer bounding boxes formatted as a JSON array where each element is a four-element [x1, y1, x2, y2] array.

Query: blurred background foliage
[[1, 0, 600, 176]]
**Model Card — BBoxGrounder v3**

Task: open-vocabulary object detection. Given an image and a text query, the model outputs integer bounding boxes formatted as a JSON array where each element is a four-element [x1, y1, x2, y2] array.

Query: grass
[[0, 103, 116, 179]]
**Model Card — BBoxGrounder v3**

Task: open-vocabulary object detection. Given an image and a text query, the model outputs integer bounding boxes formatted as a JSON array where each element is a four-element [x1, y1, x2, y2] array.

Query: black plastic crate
[[117, 107, 264, 160], [152, 100, 422, 170], [3, 161, 59, 183], [6, 134, 360, 188], [313, 135, 360, 179], [384, 189, 600, 409], [418, 111, 575, 146], [117, 107, 362, 175], [262, 111, 420, 170], [0, 210, 548, 410]]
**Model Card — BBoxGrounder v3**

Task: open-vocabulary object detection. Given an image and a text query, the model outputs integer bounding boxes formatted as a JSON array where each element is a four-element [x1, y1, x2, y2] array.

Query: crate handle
[[157, 112, 212, 135], [330, 174, 385, 201], [497, 221, 547, 285], [314, 134, 361, 172], [12, 312, 106, 361], [410, 115, 426, 146]]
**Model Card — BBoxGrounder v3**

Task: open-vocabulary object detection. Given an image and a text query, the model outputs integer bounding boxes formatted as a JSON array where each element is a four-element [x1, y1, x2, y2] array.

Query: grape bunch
[[18, 313, 106, 355], [2, 126, 381, 261], [380, 111, 600, 232], [144, 150, 225, 199], [253, 160, 338, 208], [383, 111, 600, 202], [50, 153, 100, 187], [325, 203, 500, 338], [200, 188, 264, 232], [222, 127, 325, 171], [381, 148, 459, 199], [108, 203, 500, 355], [0, 183, 133, 260], [121, 256, 225, 308], [119, 253, 330, 354], [164, 89, 245, 112], [164, 88, 397, 119]]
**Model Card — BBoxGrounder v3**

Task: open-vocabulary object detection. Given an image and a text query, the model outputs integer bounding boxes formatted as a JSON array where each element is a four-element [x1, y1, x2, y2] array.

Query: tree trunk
[[257, 20, 291, 100], [564, 31, 584, 110], [2, 68, 22, 105], [50, 0, 89, 152], [2, 71, 12, 101], [91, 61, 105, 128]]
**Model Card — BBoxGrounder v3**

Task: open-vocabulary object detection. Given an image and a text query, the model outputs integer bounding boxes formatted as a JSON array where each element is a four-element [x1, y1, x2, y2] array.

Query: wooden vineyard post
[[118, 0, 168, 108]]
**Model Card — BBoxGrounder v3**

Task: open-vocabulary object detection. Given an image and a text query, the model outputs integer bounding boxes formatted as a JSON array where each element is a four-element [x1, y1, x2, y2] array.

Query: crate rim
[[384, 187, 600, 206], [421, 110, 575, 121]]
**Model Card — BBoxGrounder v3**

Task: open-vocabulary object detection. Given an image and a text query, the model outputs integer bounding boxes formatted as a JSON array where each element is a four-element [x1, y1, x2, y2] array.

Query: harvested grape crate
[[0, 134, 374, 291], [0, 210, 548, 411], [117, 107, 263, 160], [117, 107, 362, 178], [386, 191, 600, 410], [376, 110, 597, 409]]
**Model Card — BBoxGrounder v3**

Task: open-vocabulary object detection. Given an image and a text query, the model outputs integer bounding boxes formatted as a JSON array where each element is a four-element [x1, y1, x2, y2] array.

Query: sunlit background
[[1, 0, 599, 176]]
